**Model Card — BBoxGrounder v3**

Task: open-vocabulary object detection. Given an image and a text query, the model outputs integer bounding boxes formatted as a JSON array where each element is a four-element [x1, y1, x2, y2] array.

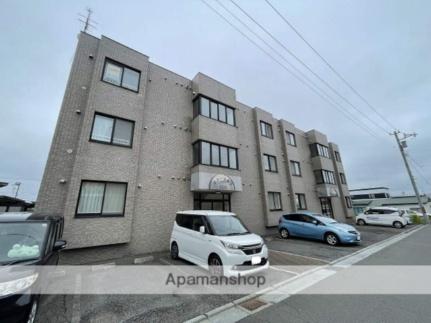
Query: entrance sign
[[209, 174, 235, 191]]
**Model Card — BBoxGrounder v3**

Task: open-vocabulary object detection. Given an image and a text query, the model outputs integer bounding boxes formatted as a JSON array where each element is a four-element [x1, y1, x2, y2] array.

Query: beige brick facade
[[36, 33, 355, 262]]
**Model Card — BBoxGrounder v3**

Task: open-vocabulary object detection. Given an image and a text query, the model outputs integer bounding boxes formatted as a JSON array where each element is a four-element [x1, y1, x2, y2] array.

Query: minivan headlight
[[220, 240, 240, 249], [0, 273, 38, 297]]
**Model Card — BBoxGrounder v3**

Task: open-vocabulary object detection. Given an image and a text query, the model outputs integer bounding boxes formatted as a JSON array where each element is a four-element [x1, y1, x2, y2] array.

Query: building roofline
[[349, 187, 390, 192]]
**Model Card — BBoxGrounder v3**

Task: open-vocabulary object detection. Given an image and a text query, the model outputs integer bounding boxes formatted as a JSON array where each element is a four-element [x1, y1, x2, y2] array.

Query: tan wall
[[37, 34, 355, 260]]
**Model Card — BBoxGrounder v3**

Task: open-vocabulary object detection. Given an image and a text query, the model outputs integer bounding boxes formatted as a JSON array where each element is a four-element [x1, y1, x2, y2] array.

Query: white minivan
[[170, 210, 269, 277], [356, 207, 408, 228]]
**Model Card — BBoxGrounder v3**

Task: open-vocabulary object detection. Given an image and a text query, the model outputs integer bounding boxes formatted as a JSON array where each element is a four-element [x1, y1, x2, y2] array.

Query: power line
[[229, 0, 391, 135], [213, 0, 383, 139], [200, 0, 383, 140], [264, 0, 398, 131], [409, 156, 431, 188]]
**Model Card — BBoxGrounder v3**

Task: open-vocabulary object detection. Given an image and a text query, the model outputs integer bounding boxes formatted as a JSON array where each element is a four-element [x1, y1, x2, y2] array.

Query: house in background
[[0, 196, 35, 212], [350, 187, 431, 214]]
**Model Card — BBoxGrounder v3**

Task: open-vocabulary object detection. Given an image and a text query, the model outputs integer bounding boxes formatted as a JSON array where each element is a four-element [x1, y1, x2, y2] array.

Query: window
[[90, 113, 134, 147], [210, 101, 218, 120], [286, 131, 296, 146], [176, 214, 206, 231], [351, 194, 371, 200], [194, 193, 231, 212], [193, 96, 235, 126], [310, 143, 330, 158], [320, 197, 334, 218], [314, 169, 336, 184], [268, 192, 282, 211], [340, 173, 347, 184], [295, 193, 307, 210], [263, 154, 278, 172], [76, 181, 127, 217], [374, 193, 389, 199], [334, 151, 341, 162], [200, 97, 210, 117], [290, 160, 301, 176], [218, 104, 226, 122], [283, 213, 304, 222], [345, 196, 352, 208], [260, 121, 273, 139], [193, 141, 238, 169], [211, 144, 220, 165], [220, 146, 228, 167], [102, 59, 140, 92]]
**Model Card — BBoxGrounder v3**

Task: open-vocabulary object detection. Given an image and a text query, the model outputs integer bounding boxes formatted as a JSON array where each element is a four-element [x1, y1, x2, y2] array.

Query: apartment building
[[36, 33, 354, 259]]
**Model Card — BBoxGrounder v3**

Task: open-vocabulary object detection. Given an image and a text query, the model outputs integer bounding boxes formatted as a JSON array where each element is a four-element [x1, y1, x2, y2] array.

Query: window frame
[[260, 121, 274, 139], [101, 58, 141, 93], [295, 193, 307, 210], [192, 95, 236, 126], [75, 180, 128, 218], [314, 169, 336, 184], [268, 191, 282, 211], [345, 196, 352, 208], [286, 131, 297, 147], [340, 172, 347, 185], [263, 154, 278, 172], [310, 143, 330, 158], [89, 112, 135, 148], [334, 151, 342, 162], [290, 160, 302, 176], [192, 140, 239, 170]]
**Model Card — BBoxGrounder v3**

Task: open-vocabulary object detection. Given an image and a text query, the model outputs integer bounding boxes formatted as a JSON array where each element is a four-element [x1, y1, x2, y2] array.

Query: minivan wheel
[[325, 233, 339, 246], [170, 242, 179, 260], [280, 228, 290, 239], [27, 299, 38, 323], [357, 219, 366, 226], [209, 255, 223, 276], [393, 221, 403, 229]]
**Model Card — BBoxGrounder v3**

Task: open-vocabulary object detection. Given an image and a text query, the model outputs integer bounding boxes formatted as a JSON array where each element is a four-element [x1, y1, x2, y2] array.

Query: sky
[[0, 0, 430, 202]]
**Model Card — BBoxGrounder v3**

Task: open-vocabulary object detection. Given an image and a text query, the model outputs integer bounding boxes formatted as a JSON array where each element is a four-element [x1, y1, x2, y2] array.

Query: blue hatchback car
[[278, 212, 361, 245]]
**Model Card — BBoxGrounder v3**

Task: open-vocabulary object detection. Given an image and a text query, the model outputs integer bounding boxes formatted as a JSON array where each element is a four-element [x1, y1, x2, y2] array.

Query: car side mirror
[[312, 220, 318, 225], [53, 240, 67, 251], [199, 226, 206, 234]]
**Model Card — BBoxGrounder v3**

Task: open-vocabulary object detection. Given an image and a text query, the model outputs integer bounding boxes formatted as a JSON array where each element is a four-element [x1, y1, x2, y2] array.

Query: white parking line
[[269, 266, 300, 275], [269, 249, 330, 264], [70, 273, 81, 323]]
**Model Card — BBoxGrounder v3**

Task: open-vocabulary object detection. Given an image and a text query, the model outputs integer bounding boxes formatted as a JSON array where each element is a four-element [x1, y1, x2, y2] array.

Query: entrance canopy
[[191, 172, 242, 192]]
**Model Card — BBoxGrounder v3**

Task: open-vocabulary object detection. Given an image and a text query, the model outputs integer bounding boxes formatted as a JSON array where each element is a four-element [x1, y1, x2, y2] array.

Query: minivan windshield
[[207, 215, 249, 236], [0, 222, 48, 265]]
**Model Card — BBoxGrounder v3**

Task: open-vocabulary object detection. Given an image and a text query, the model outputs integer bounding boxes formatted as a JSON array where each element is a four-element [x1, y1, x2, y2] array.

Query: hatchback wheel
[[280, 228, 289, 239], [209, 255, 223, 276], [325, 233, 339, 246], [27, 299, 38, 323], [393, 221, 403, 229], [170, 242, 179, 260], [357, 219, 366, 226]]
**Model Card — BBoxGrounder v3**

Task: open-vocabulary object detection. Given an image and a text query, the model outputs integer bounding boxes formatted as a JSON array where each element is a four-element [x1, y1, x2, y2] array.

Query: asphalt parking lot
[[267, 224, 417, 264], [35, 225, 416, 323]]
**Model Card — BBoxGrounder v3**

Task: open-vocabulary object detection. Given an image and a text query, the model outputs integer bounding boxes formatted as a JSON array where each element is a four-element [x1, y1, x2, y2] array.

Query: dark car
[[0, 212, 66, 323]]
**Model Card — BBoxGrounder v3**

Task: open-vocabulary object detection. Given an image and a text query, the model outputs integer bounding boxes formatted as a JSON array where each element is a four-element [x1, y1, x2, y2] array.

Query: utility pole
[[393, 131, 429, 224]]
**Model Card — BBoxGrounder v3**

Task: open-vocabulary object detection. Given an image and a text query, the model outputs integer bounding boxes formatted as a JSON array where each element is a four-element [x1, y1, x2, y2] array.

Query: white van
[[356, 207, 408, 228], [170, 210, 269, 277]]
